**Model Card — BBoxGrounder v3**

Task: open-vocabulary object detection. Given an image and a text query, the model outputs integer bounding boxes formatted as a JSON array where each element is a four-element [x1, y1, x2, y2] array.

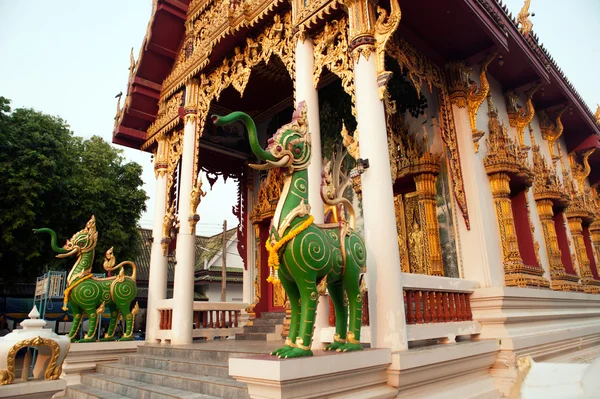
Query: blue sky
[[0, 1, 598, 234]]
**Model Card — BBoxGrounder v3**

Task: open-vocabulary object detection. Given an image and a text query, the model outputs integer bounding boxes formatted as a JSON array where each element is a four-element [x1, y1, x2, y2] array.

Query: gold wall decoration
[[165, 131, 184, 202], [467, 52, 496, 152], [387, 37, 471, 229], [153, 135, 169, 178], [517, 0, 533, 36], [445, 60, 472, 108], [250, 169, 286, 223], [595, 105, 600, 125], [313, 17, 356, 114], [505, 84, 540, 149], [146, 91, 184, 141], [344, 0, 377, 59], [539, 106, 567, 161], [484, 95, 548, 288], [388, 115, 444, 276], [374, 0, 401, 99], [161, 0, 288, 99], [588, 186, 600, 279], [161, 203, 176, 256], [293, 0, 344, 29], [394, 195, 410, 273]]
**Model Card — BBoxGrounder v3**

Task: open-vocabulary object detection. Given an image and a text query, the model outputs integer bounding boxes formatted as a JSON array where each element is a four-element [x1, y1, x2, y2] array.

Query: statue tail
[[108, 261, 137, 281]]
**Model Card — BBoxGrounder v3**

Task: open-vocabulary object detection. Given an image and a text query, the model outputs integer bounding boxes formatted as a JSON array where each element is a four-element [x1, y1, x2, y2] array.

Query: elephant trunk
[[33, 228, 68, 254], [212, 112, 276, 162]]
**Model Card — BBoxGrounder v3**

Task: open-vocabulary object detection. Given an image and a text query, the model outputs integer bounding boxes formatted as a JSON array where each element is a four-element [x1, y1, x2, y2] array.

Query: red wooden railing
[[404, 290, 472, 324]]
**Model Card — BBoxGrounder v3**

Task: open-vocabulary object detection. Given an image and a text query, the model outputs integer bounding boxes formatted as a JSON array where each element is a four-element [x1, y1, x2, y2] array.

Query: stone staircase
[[64, 340, 282, 399], [235, 311, 286, 341]]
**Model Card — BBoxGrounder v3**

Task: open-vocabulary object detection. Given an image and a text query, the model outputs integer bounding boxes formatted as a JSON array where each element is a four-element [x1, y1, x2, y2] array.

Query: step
[[235, 333, 269, 340], [138, 345, 235, 363], [98, 363, 249, 399], [81, 372, 218, 399], [242, 325, 277, 333], [65, 384, 132, 399], [120, 353, 229, 379], [252, 317, 284, 326], [259, 312, 286, 319]]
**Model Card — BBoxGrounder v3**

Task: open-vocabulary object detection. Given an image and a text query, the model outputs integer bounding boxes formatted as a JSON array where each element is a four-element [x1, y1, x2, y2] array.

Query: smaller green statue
[[34, 216, 139, 343]]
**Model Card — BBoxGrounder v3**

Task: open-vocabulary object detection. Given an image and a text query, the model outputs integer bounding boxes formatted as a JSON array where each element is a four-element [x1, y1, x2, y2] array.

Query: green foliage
[[0, 97, 147, 283]]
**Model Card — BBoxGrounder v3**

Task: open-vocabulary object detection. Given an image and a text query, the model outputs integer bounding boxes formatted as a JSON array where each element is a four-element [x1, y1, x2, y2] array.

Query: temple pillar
[[567, 216, 598, 293], [446, 62, 505, 287], [171, 79, 200, 345], [349, 28, 407, 350], [146, 136, 169, 343], [295, 35, 323, 223], [414, 173, 444, 276]]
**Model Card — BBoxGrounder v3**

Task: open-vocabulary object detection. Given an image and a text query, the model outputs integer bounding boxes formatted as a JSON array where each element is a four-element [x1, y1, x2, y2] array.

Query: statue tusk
[[56, 247, 79, 258], [249, 155, 291, 170]]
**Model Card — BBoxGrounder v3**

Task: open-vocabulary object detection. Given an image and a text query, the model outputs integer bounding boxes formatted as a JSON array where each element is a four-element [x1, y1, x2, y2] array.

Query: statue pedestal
[[229, 348, 395, 398]]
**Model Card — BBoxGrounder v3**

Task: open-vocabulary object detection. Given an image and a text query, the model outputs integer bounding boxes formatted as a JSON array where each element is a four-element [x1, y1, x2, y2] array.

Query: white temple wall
[[451, 65, 504, 287], [204, 283, 244, 302]]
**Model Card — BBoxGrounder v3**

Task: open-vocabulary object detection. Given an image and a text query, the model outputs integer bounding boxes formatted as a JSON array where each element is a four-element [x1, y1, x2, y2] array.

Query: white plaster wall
[[211, 241, 245, 269], [204, 283, 244, 302], [451, 65, 505, 287]]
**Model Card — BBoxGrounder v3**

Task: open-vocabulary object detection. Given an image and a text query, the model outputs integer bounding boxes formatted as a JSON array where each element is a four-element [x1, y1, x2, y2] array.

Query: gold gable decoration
[[250, 170, 286, 223]]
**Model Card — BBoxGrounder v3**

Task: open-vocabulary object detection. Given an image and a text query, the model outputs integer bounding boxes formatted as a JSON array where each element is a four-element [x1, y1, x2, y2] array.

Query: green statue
[[34, 216, 139, 342], [213, 102, 366, 358]]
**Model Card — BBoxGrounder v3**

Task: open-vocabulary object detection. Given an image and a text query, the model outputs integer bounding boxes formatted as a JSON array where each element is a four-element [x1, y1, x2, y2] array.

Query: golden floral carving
[[569, 148, 595, 189], [153, 135, 169, 178], [161, 0, 288, 99], [293, 0, 344, 29], [567, 216, 600, 293], [341, 123, 360, 160], [374, 0, 401, 99], [146, 91, 184, 143], [467, 52, 496, 152], [505, 84, 540, 149], [0, 337, 62, 386], [539, 106, 567, 161], [595, 105, 600, 125], [387, 37, 470, 229], [394, 195, 410, 273], [313, 17, 356, 114], [250, 169, 286, 223], [161, 204, 176, 256], [344, 0, 376, 46], [165, 132, 184, 202]]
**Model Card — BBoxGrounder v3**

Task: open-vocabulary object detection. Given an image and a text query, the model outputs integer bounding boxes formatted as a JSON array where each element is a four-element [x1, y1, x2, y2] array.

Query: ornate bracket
[[154, 135, 169, 178], [505, 84, 540, 150], [539, 106, 567, 161], [467, 52, 497, 152], [161, 204, 176, 256], [189, 177, 206, 233], [595, 105, 600, 125], [517, 0, 533, 36], [374, 0, 401, 99], [569, 148, 595, 189]]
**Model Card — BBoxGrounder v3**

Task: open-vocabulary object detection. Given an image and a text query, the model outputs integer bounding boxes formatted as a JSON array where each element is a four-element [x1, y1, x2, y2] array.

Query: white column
[[354, 54, 408, 351], [146, 140, 169, 343], [171, 110, 198, 345], [295, 37, 324, 223]]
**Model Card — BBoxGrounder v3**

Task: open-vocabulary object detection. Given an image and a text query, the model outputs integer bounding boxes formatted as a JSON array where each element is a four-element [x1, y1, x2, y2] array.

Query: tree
[[0, 97, 147, 284]]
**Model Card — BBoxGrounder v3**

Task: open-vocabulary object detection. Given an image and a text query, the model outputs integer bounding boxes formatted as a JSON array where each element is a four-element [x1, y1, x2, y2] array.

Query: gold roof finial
[[595, 104, 600, 125], [517, 0, 533, 36]]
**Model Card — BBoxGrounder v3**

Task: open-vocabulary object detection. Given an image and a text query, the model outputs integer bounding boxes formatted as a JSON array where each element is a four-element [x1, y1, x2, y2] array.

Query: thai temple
[[95, 0, 600, 397]]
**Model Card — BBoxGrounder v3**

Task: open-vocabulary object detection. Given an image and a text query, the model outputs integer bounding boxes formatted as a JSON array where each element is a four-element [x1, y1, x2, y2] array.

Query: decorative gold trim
[[154, 135, 169, 178], [505, 84, 540, 149], [539, 106, 567, 161], [387, 37, 471, 229], [445, 60, 472, 108], [295, 337, 311, 350], [467, 52, 496, 152], [517, 0, 533, 36], [189, 177, 206, 233], [374, 0, 401, 99], [0, 337, 62, 385]]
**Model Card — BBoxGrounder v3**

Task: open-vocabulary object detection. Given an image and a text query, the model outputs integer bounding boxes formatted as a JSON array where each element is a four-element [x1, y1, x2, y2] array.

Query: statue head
[[58, 216, 98, 258]]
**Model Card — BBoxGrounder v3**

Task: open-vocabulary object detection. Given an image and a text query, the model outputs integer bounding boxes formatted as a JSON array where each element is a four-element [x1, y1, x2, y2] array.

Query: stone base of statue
[[60, 340, 142, 386], [229, 348, 395, 398]]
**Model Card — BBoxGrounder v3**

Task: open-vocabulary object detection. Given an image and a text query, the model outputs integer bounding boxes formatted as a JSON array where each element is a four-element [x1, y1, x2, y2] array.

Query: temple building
[[87, 0, 600, 397]]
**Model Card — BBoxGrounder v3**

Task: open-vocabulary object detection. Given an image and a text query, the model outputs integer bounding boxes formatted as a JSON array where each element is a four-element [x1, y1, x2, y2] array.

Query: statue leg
[[78, 307, 100, 342], [116, 302, 134, 341], [68, 303, 83, 342], [270, 275, 301, 358], [339, 263, 363, 352], [325, 279, 348, 351], [282, 281, 317, 358], [100, 309, 119, 341]]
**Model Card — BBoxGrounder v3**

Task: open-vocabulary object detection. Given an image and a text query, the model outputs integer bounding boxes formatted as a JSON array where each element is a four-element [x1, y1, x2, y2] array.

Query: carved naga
[[34, 216, 139, 342], [213, 103, 366, 358], [468, 52, 497, 150]]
